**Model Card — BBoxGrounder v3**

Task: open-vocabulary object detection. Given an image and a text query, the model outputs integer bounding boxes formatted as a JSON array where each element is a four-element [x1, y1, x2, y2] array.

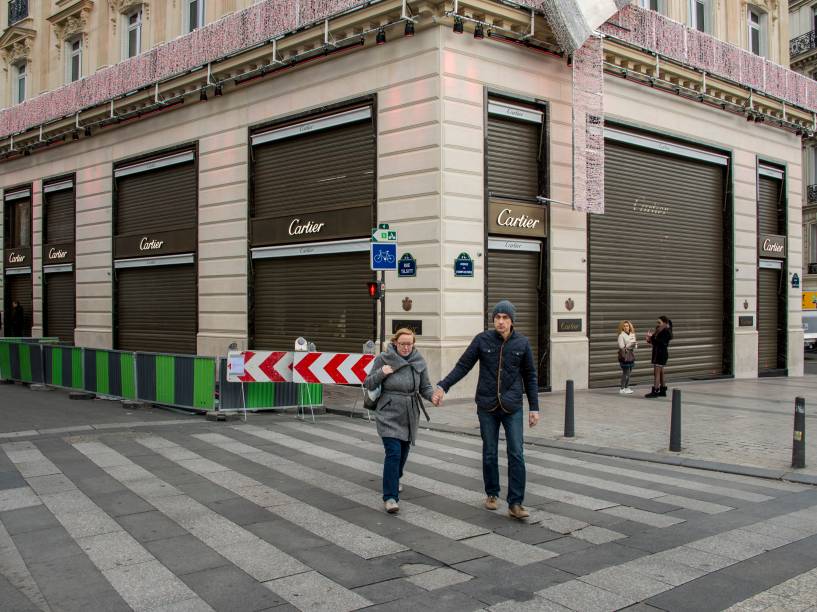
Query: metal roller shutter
[[44, 189, 74, 243], [44, 272, 75, 344], [758, 267, 781, 371], [5, 275, 32, 337], [487, 249, 541, 375], [116, 162, 197, 235], [589, 140, 726, 387], [253, 252, 374, 352], [757, 176, 783, 236], [116, 265, 196, 354], [252, 121, 375, 218], [486, 116, 541, 199]]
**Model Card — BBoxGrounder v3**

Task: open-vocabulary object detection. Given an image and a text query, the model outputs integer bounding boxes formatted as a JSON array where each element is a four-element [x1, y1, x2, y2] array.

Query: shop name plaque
[[252, 206, 370, 247], [488, 202, 547, 238], [114, 230, 195, 259], [44, 242, 75, 264], [738, 316, 754, 327], [557, 318, 582, 332], [4, 247, 31, 268], [392, 320, 423, 335], [759, 234, 786, 259]]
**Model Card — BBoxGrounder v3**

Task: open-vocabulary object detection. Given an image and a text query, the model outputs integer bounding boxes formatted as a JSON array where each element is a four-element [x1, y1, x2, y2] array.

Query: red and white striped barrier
[[293, 352, 375, 385], [229, 351, 293, 383]]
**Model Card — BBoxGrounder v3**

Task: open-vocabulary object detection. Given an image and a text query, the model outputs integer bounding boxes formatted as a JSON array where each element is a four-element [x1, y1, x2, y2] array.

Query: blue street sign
[[454, 252, 474, 277], [792, 273, 800, 289], [398, 253, 416, 277], [371, 243, 398, 271]]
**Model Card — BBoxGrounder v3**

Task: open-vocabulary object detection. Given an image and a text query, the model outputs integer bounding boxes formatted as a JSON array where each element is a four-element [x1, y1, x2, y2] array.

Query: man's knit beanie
[[491, 300, 516, 322]]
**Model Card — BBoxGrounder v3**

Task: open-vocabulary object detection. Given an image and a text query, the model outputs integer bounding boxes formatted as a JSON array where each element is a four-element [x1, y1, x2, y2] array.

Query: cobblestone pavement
[[1, 384, 817, 611], [408, 375, 817, 480]]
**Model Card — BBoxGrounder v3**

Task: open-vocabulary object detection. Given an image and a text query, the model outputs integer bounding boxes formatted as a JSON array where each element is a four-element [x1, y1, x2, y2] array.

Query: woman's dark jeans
[[381, 437, 410, 501], [478, 409, 525, 506]]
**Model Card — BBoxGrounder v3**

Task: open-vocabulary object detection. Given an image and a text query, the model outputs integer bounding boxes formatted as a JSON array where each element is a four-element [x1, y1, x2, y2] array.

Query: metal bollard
[[792, 397, 806, 469], [564, 379, 575, 438], [669, 389, 682, 452]]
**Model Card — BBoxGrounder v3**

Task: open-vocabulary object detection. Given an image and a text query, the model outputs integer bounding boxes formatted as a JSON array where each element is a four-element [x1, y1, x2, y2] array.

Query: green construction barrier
[[136, 352, 216, 411]]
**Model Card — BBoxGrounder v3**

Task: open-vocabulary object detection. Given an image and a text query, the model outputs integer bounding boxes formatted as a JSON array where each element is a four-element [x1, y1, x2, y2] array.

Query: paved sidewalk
[[328, 375, 817, 482]]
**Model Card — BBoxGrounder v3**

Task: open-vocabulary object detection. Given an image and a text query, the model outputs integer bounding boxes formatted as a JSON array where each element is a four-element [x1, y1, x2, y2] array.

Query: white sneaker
[[623, 388, 634, 394], [619, 388, 626, 394], [384, 499, 399, 514]]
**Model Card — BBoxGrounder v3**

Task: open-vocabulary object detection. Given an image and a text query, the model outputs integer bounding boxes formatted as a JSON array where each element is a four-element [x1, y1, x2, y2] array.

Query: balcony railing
[[791, 30, 817, 59], [808, 185, 817, 204], [7, 0, 28, 25]]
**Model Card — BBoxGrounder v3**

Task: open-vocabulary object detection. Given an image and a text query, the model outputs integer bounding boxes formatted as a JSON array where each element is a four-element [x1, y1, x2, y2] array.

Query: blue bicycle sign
[[370, 243, 398, 271]]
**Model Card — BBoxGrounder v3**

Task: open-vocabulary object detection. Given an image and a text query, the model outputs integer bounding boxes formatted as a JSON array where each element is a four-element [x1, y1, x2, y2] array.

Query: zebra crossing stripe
[[192, 432, 490, 541], [70, 440, 372, 611], [1, 441, 213, 612], [0, 519, 50, 611], [229, 426, 560, 565], [134, 435, 408, 560], [415, 425, 772, 504]]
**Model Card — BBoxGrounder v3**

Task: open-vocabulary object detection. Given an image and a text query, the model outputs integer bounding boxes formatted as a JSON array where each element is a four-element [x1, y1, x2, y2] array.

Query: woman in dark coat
[[363, 328, 434, 514], [645, 316, 673, 398]]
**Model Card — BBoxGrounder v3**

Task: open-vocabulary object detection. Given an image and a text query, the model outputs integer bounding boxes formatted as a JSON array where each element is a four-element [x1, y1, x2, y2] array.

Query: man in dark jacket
[[9, 301, 25, 337], [432, 300, 539, 519]]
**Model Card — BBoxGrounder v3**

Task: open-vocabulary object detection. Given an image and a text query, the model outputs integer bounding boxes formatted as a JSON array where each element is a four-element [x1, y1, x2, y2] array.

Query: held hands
[[431, 387, 445, 406], [529, 412, 540, 428], [381, 365, 394, 376]]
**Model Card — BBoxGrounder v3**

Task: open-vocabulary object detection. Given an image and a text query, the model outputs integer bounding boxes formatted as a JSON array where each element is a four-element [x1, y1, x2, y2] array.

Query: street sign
[[371, 242, 398, 270], [371, 228, 397, 242], [454, 252, 474, 277], [398, 253, 416, 277]]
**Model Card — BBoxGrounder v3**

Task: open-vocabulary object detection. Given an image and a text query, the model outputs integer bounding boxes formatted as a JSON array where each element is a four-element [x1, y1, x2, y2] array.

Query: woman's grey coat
[[363, 344, 434, 445]]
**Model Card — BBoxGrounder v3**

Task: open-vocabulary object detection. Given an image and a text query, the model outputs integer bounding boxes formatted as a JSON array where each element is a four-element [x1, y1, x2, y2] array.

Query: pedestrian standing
[[9, 301, 25, 337], [363, 328, 434, 514], [432, 300, 539, 520], [645, 316, 672, 398], [617, 320, 637, 394]]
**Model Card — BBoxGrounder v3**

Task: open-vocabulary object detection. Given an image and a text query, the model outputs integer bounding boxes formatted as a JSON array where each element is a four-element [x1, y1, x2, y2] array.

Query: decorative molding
[[0, 25, 36, 66], [49, 1, 94, 53], [108, 0, 149, 32]]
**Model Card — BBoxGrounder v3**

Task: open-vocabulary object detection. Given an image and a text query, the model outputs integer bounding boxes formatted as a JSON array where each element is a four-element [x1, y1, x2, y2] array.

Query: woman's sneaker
[[384, 499, 399, 514], [623, 388, 634, 394]]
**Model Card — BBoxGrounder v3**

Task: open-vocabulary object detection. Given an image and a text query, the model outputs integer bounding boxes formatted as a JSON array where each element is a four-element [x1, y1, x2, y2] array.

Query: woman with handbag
[[363, 327, 434, 514], [645, 316, 673, 398], [617, 320, 637, 394]]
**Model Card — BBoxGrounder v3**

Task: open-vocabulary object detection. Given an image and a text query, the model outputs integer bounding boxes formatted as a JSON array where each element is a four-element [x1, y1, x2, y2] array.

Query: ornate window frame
[[48, 0, 94, 58], [108, 0, 149, 33]]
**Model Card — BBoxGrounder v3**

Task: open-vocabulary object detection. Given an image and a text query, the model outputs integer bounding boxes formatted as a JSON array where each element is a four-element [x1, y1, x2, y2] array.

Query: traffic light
[[367, 281, 382, 299]]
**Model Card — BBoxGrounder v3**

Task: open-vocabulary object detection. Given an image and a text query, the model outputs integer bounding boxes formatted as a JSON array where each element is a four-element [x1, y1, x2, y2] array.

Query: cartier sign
[[4, 247, 31, 268], [252, 206, 371, 247], [114, 229, 195, 259], [759, 234, 786, 259], [488, 202, 547, 238], [43, 242, 75, 264]]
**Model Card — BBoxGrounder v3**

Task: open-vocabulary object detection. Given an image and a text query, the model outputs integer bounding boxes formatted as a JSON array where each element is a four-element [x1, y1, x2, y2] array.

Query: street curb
[[325, 407, 817, 486]]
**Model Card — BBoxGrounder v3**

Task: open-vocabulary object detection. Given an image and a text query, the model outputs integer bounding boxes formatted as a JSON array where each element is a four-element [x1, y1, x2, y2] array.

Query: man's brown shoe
[[508, 504, 530, 520], [484, 496, 499, 510]]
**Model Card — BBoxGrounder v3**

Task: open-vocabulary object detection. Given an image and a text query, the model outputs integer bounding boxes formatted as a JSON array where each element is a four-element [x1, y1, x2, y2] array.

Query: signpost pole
[[379, 270, 386, 353]]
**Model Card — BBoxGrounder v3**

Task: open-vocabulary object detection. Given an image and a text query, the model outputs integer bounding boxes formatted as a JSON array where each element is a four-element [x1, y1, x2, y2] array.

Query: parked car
[[805, 311, 817, 351]]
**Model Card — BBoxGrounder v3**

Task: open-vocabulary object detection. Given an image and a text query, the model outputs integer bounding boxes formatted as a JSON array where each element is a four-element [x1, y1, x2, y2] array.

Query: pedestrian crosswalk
[[0, 416, 815, 612]]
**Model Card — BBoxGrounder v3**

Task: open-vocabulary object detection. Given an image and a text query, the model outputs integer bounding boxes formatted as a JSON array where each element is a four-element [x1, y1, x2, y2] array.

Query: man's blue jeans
[[478, 409, 525, 506], [381, 437, 410, 501]]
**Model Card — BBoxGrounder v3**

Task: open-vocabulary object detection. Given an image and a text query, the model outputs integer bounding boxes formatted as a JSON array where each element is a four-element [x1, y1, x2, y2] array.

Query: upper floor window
[[124, 8, 142, 58], [185, 0, 205, 33], [13, 62, 27, 104], [749, 8, 766, 56], [66, 38, 82, 83], [5, 199, 31, 248], [690, 0, 710, 33], [810, 223, 817, 266], [8, 0, 29, 25], [637, 0, 660, 11]]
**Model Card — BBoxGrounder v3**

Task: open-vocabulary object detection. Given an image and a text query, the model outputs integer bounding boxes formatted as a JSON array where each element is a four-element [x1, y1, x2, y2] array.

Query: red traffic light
[[367, 282, 382, 299]]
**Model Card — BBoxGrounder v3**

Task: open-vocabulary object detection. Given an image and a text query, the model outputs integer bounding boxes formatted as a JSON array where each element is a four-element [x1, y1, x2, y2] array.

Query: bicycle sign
[[371, 242, 398, 271]]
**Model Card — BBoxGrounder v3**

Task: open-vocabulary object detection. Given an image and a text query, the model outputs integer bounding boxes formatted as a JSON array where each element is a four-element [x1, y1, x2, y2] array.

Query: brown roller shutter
[[116, 161, 197, 235], [758, 267, 781, 370], [44, 272, 75, 344], [252, 120, 374, 220], [44, 189, 75, 243], [116, 265, 196, 354], [4, 275, 32, 337], [486, 249, 542, 378], [589, 140, 726, 387], [253, 252, 374, 352], [486, 114, 541, 199], [757, 176, 783, 236]]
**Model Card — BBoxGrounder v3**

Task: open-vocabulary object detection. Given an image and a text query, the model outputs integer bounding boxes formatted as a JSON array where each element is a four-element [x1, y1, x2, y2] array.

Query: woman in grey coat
[[363, 327, 434, 513]]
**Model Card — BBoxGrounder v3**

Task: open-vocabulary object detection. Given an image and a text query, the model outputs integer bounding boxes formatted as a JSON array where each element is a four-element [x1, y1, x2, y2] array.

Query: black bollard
[[564, 379, 575, 438], [669, 389, 682, 452], [792, 397, 806, 469]]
